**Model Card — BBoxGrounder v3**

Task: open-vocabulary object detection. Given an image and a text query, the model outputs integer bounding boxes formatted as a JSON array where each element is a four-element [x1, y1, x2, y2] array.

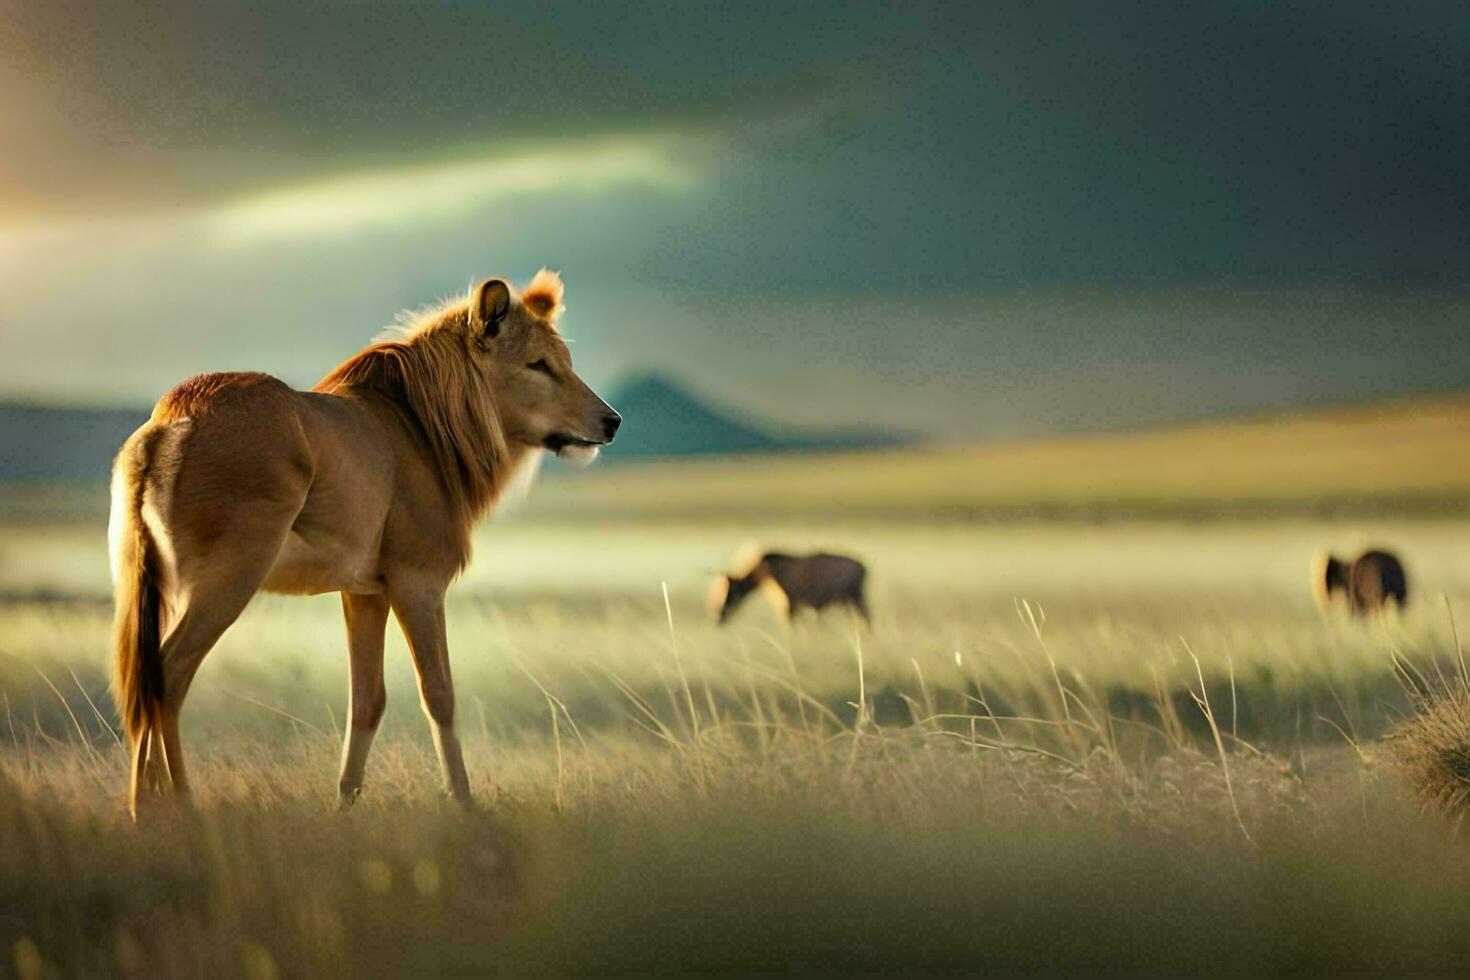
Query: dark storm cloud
[[0, 0, 890, 218], [6, 1, 1469, 288], [649, 2, 1470, 291]]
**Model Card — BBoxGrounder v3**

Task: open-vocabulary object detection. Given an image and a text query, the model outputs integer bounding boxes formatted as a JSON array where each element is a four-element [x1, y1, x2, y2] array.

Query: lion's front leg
[[391, 585, 472, 803]]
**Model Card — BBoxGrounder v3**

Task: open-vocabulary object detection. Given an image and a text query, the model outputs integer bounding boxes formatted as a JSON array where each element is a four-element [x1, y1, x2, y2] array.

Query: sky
[[1, 0, 1468, 441]]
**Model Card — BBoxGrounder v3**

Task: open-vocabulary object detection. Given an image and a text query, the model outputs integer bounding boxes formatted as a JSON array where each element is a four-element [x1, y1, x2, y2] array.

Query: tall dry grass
[[2, 518, 1470, 973], [1388, 602, 1470, 817]]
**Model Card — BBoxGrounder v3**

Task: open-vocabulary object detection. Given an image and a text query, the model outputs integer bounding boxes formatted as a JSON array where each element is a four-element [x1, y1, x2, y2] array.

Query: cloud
[[0, 0, 862, 226], [0, 124, 724, 409], [202, 134, 705, 245], [0, 127, 712, 258]]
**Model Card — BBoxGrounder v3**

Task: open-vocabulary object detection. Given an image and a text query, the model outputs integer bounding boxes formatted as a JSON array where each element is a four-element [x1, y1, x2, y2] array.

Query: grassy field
[[3, 492, 1470, 974], [3, 399, 1470, 975], [524, 392, 1470, 521]]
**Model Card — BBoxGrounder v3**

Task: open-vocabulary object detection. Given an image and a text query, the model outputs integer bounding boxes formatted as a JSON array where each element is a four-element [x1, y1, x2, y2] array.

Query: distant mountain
[[601, 374, 911, 459], [0, 402, 147, 482]]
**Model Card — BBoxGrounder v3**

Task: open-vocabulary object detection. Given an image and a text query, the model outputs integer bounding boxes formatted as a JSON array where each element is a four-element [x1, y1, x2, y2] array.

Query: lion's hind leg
[[140, 508, 301, 804]]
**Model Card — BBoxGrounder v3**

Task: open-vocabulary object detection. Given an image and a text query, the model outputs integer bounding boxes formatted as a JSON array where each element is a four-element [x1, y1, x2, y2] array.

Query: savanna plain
[[4, 402, 1470, 977]]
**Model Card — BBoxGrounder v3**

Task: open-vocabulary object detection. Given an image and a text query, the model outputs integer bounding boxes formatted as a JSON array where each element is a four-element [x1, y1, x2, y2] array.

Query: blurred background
[[1, 0, 1468, 505]]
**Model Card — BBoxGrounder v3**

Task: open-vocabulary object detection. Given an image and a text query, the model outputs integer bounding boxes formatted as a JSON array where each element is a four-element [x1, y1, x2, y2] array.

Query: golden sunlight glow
[[206, 134, 700, 244]]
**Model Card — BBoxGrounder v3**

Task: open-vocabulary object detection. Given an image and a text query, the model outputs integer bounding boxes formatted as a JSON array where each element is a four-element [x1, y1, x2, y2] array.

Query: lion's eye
[[527, 359, 554, 376]]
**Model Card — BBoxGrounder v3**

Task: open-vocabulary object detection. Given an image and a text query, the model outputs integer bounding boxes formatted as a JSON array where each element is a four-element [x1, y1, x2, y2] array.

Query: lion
[[109, 269, 619, 815]]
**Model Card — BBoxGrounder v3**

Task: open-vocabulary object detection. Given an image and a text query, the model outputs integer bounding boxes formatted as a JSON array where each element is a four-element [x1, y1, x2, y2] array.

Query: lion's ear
[[521, 268, 565, 321], [469, 278, 511, 338]]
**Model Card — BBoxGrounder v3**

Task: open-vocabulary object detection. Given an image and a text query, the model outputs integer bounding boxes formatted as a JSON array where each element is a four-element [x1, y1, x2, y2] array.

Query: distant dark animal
[[1310, 552, 1350, 610], [709, 549, 869, 624], [1312, 549, 1408, 615], [1347, 550, 1409, 614]]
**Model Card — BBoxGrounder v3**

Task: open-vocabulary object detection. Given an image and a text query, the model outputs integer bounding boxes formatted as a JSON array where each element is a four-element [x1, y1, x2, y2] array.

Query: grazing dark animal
[[1310, 551, 1350, 610], [709, 549, 869, 624], [1347, 549, 1409, 615], [1312, 549, 1408, 615]]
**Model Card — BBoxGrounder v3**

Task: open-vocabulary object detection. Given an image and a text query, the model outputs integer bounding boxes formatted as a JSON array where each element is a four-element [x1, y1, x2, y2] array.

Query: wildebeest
[[110, 269, 618, 816], [1312, 548, 1408, 615], [709, 548, 869, 624]]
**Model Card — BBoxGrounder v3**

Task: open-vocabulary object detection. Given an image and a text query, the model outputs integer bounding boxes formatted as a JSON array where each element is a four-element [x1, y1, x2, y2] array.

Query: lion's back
[[150, 372, 289, 425], [115, 372, 313, 541]]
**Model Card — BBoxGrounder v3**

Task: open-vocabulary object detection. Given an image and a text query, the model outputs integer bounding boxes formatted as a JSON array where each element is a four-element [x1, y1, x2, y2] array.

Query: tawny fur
[[109, 272, 618, 816], [315, 325, 509, 531], [520, 267, 566, 321]]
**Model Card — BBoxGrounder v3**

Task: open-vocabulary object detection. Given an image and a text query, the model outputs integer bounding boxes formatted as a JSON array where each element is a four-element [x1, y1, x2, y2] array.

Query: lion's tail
[[109, 442, 164, 770]]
